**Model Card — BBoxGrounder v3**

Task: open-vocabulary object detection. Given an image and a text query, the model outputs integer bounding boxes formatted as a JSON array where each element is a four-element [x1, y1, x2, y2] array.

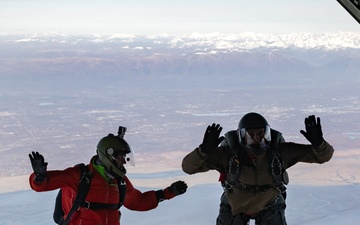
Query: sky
[[1, 0, 359, 35]]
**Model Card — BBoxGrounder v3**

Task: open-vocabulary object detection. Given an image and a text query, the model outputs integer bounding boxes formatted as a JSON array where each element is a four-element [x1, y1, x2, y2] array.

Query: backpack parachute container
[[53, 163, 92, 225]]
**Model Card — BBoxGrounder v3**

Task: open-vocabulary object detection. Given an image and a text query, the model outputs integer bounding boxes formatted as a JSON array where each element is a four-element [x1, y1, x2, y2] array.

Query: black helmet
[[237, 112, 271, 152], [96, 133, 133, 177]]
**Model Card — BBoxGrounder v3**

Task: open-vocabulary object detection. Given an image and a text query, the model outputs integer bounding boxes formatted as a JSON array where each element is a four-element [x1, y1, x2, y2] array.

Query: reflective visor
[[239, 125, 271, 144]]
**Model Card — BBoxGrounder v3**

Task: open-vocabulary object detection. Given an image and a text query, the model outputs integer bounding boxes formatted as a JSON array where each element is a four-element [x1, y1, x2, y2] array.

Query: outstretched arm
[[182, 123, 227, 174], [182, 147, 210, 174], [28, 152, 81, 192], [123, 177, 187, 211], [281, 115, 334, 168]]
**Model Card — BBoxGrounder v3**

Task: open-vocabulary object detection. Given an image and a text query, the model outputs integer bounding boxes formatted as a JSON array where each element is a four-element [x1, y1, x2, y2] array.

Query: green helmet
[[237, 112, 271, 153], [96, 133, 132, 177]]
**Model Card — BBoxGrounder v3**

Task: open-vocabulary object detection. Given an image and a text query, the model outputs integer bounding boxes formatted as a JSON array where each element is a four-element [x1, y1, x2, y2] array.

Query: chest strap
[[80, 201, 119, 210], [224, 180, 274, 193], [80, 179, 127, 211]]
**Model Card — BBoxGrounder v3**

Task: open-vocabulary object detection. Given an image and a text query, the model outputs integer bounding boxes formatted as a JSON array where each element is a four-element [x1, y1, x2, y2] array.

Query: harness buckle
[[277, 184, 287, 193], [229, 155, 240, 175], [223, 181, 234, 191], [271, 155, 282, 177], [83, 201, 91, 210], [238, 182, 247, 190]]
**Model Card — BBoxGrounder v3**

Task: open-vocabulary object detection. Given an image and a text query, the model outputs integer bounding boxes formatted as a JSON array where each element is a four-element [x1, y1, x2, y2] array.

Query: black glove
[[169, 180, 187, 195], [200, 123, 224, 154], [300, 115, 324, 147], [29, 151, 48, 182]]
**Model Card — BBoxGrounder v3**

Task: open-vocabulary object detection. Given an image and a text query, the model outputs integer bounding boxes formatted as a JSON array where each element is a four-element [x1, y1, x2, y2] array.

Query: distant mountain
[[1, 32, 360, 78]]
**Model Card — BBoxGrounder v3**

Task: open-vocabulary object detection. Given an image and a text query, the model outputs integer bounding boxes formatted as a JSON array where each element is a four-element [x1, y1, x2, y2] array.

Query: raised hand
[[300, 115, 324, 147], [201, 123, 224, 154], [29, 151, 48, 182]]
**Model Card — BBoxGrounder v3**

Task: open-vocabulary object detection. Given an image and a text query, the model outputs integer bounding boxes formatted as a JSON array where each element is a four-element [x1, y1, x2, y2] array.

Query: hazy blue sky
[[1, 0, 359, 35]]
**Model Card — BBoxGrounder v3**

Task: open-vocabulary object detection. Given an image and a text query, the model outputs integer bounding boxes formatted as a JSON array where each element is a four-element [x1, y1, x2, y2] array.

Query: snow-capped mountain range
[[1, 32, 360, 77], [4, 32, 360, 50]]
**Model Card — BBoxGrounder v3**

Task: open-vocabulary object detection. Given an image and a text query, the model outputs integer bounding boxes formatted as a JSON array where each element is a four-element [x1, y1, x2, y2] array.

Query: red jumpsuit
[[29, 156, 176, 225]]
